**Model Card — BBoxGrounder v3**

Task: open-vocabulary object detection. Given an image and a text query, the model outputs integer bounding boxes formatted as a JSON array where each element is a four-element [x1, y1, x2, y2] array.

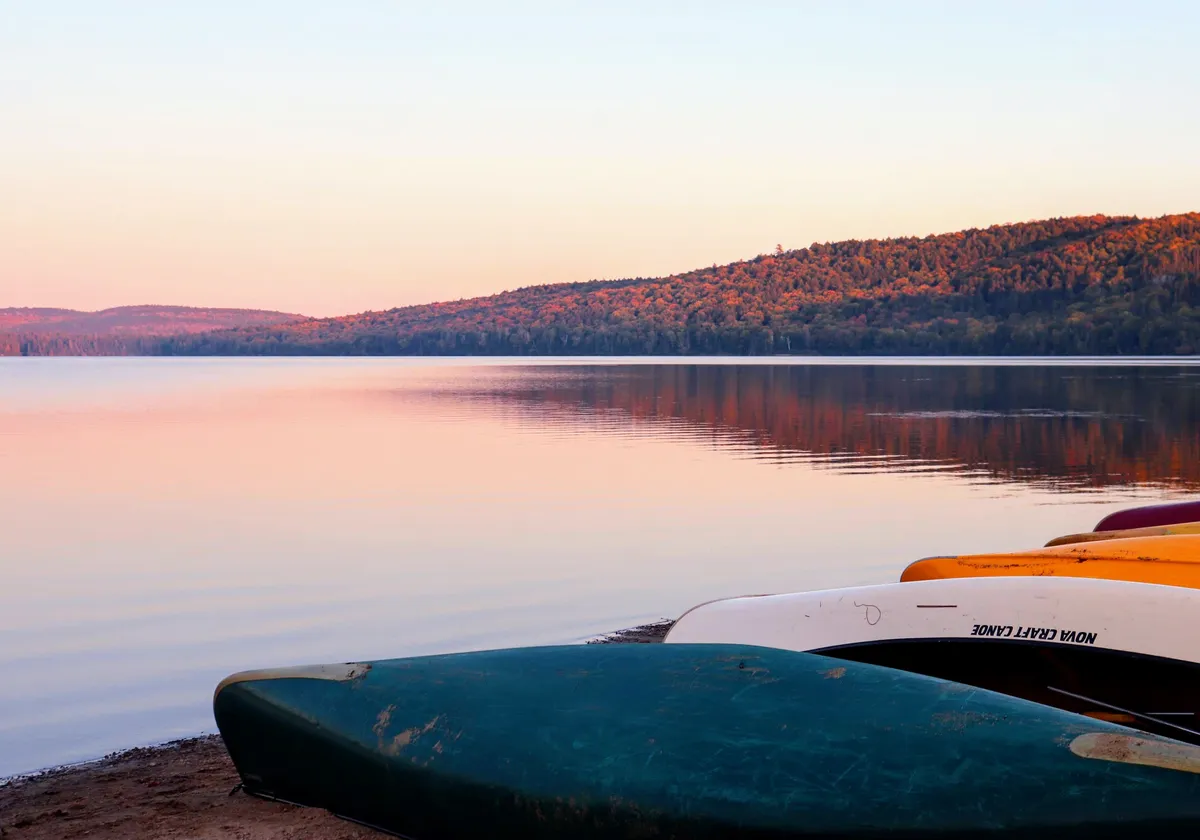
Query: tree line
[[7, 212, 1200, 357]]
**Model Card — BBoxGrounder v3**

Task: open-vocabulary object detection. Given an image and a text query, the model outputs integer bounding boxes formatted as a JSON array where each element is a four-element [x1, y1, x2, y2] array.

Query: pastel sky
[[3, 2, 1198, 317]]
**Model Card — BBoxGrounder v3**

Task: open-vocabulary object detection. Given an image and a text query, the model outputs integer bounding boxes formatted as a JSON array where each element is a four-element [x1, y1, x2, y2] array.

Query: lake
[[2, 356, 1198, 777]]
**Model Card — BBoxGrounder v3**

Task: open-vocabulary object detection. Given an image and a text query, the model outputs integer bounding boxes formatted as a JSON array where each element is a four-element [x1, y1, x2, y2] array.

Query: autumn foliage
[[7, 213, 1200, 356]]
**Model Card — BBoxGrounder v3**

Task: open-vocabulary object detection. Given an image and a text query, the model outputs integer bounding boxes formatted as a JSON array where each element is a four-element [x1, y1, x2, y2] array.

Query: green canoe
[[214, 643, 1200, 838]]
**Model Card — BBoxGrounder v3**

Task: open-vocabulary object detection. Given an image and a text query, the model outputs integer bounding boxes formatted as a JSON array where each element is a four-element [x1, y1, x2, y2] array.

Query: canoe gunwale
[[214, 663, 371, 704]]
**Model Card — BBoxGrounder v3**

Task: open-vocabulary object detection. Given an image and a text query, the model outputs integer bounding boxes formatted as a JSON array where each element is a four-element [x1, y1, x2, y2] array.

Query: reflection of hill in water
[[438, 365, 1200, 492]]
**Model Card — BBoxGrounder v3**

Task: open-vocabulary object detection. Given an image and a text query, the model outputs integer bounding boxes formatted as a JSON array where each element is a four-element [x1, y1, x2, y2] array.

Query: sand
[[0, 735, 375, 840], [0, 621, 674, 839]]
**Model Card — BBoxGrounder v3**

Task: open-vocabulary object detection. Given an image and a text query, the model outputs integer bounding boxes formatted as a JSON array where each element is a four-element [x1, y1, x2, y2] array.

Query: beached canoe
[[216, 643, 1200, 838], [1046, 521, 1200, 547], [664, 577, 1200, 744], [1093, 499, 1200, 532], [900, 534, 1200, 590]]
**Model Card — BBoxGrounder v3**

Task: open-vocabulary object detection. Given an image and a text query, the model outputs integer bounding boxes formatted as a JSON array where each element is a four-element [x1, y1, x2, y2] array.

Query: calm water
[[2, 357, 1198, 777]]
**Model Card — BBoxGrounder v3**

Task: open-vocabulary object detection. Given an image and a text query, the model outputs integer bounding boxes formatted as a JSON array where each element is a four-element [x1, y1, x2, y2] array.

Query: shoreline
[[0, 621, 673, 839]]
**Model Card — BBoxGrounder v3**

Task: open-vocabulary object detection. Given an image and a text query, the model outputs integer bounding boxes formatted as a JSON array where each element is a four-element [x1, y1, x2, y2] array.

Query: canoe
[[1093, 499, 1200, 532], [215, 643, 1200, 838], [664, 577, 1200, 745], [900, 534, 1200, 590], [1046, 522, 1200, 547]]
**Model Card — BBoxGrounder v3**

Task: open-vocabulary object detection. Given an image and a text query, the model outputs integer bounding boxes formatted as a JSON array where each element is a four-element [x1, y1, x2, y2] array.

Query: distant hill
[[0, 306, 304, 336], [9, 213, 1200, 356], [0, 306, 306, 355]]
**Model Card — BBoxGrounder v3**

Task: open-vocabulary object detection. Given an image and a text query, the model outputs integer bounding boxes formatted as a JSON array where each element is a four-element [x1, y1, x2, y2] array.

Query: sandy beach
[[0, 621, 673, 839]]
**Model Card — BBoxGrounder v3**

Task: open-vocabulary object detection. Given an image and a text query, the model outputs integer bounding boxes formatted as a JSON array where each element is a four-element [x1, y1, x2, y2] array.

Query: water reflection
[[1, 358, 1197, 778], [421, 364, 1200, 492]]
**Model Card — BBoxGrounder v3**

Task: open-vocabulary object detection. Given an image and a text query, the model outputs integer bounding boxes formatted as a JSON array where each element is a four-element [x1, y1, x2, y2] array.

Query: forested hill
[[12, 213, 1200, 356], [1, 306, 302, 354]]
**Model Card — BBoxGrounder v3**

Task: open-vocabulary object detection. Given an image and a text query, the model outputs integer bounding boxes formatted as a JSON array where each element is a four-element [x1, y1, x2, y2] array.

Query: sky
[[2, 1, 1198, 318]]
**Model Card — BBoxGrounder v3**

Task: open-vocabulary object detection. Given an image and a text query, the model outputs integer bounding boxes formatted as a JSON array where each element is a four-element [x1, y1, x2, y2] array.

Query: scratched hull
[[1093, 499, 1200, 532], [900, 535, 1200, 590], [1045, 522, 1200, 547], [216, 643, 1200, 838]]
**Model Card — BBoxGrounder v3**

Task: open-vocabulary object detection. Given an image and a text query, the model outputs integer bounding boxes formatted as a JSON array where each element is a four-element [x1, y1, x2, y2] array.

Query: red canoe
[[1094, 499, 1200, 532]]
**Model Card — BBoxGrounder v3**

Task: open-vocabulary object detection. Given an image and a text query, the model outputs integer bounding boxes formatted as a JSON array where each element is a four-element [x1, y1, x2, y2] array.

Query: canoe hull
[[664, 578, 1200, 744], [215, 643, 1200, 838], [900, 534, 1200, 590], [1094, 499, 1200, 532], [1046, 522, 1200, 547]]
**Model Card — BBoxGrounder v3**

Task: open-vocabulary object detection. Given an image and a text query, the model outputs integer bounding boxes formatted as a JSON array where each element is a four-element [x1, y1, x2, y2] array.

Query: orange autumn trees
[[9, 213, 1200, 356]]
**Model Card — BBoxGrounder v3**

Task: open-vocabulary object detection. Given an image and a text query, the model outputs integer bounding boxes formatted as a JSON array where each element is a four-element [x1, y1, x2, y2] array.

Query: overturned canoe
[[900, 534, 1200, 590], [1094, 499, 1200, 532], [1046, 521, 1200, 547], [665, 577, 1200, 745], [216, 643, 1200, 838]]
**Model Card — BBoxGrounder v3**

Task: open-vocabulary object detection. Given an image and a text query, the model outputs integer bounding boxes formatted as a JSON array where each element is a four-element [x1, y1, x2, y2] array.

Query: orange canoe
[[1045, 521, 1200, 547], [900, 534, 1200, 589]]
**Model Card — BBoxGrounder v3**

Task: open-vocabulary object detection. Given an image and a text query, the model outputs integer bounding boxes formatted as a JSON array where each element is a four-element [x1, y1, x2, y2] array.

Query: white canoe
[[664, 576, 1200, 742]]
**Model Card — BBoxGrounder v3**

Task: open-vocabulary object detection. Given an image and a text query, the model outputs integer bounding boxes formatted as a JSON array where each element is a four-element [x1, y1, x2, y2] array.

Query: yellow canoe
[[900, 534, 1200, 589], [1045, 521, 1200, 547]]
